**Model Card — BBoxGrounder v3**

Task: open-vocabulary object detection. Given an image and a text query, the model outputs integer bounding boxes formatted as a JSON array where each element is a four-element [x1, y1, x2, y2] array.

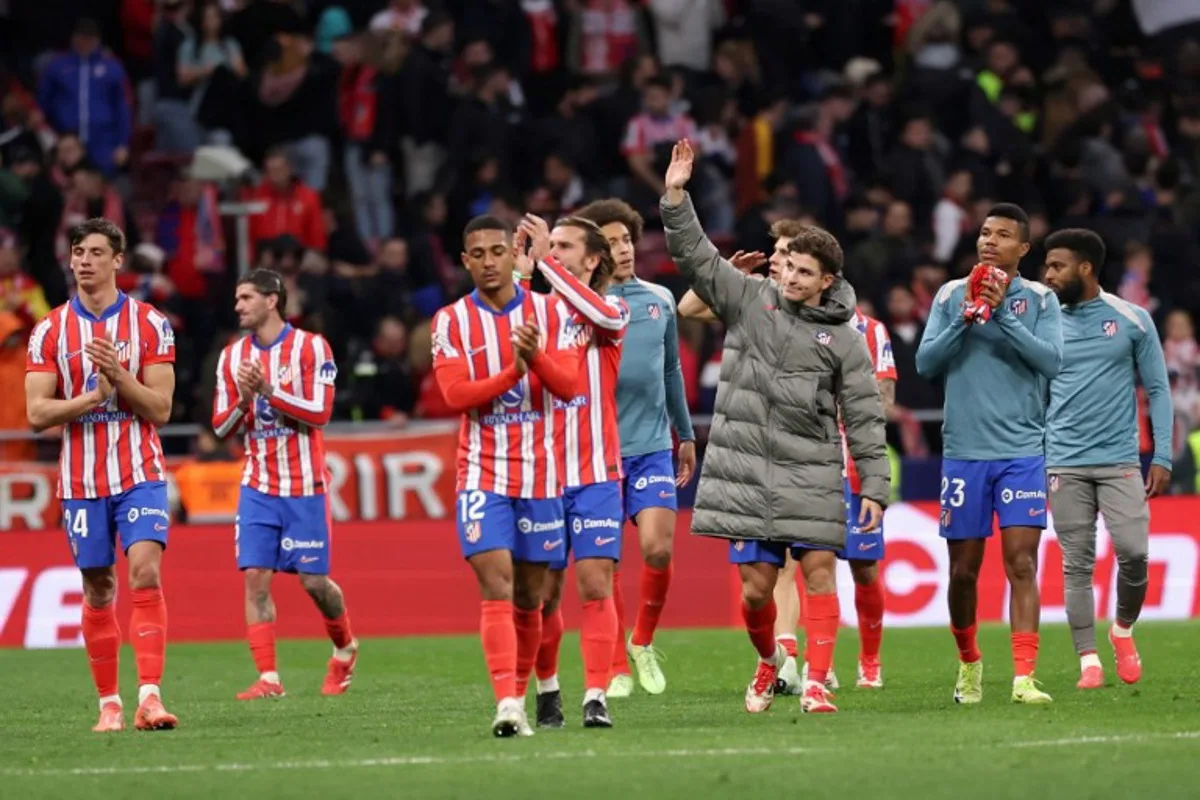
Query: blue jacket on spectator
[[38, 49, 132, 176]]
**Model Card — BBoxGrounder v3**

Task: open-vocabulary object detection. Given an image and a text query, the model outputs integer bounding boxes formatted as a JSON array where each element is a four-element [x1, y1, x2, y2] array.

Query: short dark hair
[[554, 216, 615, 291], [69, 218, 126, 255], [787, 226, 844, 275], [985, 202, 1030, 241], [574, 198, 645, 245], [769, 218, 808, 241], [238, 268, 288, 321], [462, 214, 512, 243], [1043, 228, 1106, 272]]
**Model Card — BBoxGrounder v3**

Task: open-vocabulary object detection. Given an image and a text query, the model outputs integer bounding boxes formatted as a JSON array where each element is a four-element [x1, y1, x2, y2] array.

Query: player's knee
[[82, 570, 116, 607], [803, 567, 836, 596], [127, 559, 161, 590], [1113, 535, 1149, 566], [740, 573, 774, 608], [298, 573, 329, 597], [575, 563, 612, 602], [949, 561, 980, 586], [642, 537, 672, 569], [850, 561, 879, 586], [512, 578, 543, 611], [1004, 552, 1037, 584]]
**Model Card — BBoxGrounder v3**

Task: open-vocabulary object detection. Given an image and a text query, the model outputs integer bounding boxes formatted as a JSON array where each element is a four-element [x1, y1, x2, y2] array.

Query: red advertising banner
[[2, 501, 1199, 648], [0, 424, 463, 531]]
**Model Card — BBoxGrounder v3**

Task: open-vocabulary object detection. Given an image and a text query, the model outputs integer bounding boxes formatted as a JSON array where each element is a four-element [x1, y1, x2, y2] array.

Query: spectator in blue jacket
[[37, 18, 132, 178]]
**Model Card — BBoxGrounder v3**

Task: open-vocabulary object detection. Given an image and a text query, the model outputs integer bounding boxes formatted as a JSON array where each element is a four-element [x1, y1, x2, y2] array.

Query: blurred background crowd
[[3, 0, 1200, 489]]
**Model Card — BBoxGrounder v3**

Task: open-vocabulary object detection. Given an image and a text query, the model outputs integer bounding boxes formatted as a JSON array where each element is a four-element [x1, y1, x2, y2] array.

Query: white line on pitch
[[4, 731, 1198, 779]]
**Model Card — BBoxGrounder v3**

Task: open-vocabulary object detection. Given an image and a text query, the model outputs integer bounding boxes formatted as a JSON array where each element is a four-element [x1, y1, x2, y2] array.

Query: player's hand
[[858, 498, 884, 533], [512, 224, 533, 282], [88, 371, 114, 405], [519, 214, 552, 264], [512, 321, 540, 363], [664, 139, 695, 191], [676, 439, 696, 487], [729, 250, 767, 274], [1145, 464, 1171, 498], [978, 278, 1004, 311], [84, 334, 122, 381], [237, 360, 266, 398]]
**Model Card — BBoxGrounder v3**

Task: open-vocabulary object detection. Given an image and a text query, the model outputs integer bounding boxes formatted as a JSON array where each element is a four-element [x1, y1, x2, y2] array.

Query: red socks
[[742, 600, 778, 660], [777, 634, 798, 659], [580, 597, 618, 691], [631, 563, 671, 647], [952, 623, 981, 663], [855, 579, 885, 663], [480, 600, 518, 701], [804, 593, 839, 685], [611, 573, 631, 676], [323, 612, 354, 650], [129, 588, 167, 687], [82, 602, 121, 698], [536, 605, 564, 681], [513, 606, 543, 696], [247, 621, 277, 675], [1012, 632, 1039, 677]]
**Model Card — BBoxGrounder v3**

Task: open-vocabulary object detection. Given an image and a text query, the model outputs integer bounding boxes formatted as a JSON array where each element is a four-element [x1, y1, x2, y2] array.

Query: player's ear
[[1019, 240, 1031, 259]]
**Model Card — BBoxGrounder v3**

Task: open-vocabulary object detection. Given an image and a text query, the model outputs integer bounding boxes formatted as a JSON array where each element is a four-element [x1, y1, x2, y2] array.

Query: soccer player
[[25, 218, 178, 732], [916, 203, 1063, 705], [776, 305, 896, 693], [212, 268, 359, 700], [574, 197, 697, 698], [519, 214, 628, 729], [662, 140, 889, 715], [432, 215, 580, 737], [1042, 228, 1171, 689]]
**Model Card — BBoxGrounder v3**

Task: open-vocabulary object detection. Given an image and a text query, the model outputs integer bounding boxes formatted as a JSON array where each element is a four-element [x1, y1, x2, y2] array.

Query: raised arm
[[212, 347, 250, 438], [916, 283, 970, 378], [536, 255, 629, 338], [995, 289, 1063, 379], [431, 309, 523, 412], [266, 335, 335, 428], [1135, 311, 1174, 470], [660, 140, 752, 326], [837, 337, 890, 506], [677, 289, 718, 322], [663, 300, 694, 441]]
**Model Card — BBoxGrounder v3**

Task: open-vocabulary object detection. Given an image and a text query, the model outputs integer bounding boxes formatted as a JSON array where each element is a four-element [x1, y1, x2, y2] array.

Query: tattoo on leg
[[306, 578, 346, 619], [254, 591, 276, 623]]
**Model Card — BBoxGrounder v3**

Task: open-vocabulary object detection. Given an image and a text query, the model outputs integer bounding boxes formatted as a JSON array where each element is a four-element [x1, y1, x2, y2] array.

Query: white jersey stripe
[[78, 316, 97, 498], [587, 345, 605, 483], [103, 314, 122, 493], [454, 299, 482, 490], [56, 308, 73, 499]]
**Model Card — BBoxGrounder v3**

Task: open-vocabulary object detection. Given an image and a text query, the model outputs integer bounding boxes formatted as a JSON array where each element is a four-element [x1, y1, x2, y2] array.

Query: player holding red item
[[25, 218, 178, 732], [963, 264, 1011, 324], [433, 215, 581, 737], [517, 214, 628, 729], [774, 305, 898, 693], [212, 269, 358, 701]]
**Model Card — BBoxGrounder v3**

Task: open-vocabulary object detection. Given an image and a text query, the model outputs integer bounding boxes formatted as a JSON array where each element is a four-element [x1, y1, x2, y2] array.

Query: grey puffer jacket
[[663, 192, 890, 548]]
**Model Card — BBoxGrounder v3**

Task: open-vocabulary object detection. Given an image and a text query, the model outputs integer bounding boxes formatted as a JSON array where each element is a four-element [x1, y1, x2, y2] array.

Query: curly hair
[[769, 218, 807, 241], [554, 216, 616, 292], [573, 198, 645, 245], [786, 226, 844, 276]]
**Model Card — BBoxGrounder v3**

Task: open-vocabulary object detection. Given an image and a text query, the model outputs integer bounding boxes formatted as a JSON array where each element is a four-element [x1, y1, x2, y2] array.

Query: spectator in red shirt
[[246, 146, 327, 253]]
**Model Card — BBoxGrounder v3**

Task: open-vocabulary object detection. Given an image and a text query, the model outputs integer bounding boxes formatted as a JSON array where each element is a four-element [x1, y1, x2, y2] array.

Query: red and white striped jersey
[[432, 287, 580, 498], [535, 257, 629, 487], [25, 293, 175, 499], [211, 324, 335, 497], [843, 310, 897, 494]]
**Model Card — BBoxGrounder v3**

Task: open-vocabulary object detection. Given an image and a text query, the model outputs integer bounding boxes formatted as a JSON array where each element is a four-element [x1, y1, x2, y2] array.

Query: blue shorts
[[456, 490, 565, 563], [550, 481, 624, 570], [939, 456, 1048, 540], [728, 539, 838, 566], [840, 481, 885, 561], [237, 487, 332, 574], [61, 481, 170, 570], [622, 450, 677, 522]]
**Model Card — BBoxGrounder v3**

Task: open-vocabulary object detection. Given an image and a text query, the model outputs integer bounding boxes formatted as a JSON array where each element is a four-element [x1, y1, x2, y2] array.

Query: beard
[[1054, 275, 1085, 305]]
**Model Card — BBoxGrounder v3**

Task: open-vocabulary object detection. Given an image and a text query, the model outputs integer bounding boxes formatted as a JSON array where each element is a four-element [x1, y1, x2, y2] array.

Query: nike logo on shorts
[[595, 536, 616, 546]]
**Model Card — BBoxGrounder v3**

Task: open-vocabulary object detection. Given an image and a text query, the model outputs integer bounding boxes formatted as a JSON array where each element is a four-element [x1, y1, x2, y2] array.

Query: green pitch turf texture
[[2, 622, 1198, 799]]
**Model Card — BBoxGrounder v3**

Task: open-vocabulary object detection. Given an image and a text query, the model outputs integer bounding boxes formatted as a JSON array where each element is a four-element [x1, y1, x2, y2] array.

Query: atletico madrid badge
[[647, 303, 661, 320]]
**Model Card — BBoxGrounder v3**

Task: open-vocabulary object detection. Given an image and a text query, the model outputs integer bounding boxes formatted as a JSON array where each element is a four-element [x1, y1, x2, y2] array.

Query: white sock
[[1081, 653, 1102, 670], [99, 693, 122, 711], [137, 684, 160, 705], [536, 675, 559, 694], [583, 688, 605, 705], [776, 634, 797, 644], [333, 640, 357, 662], [261, 670, 281, 684], [1112, 622, 1133, 638]]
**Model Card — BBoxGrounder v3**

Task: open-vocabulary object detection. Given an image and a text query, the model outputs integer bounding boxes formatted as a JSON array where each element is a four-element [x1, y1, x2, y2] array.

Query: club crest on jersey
[[1009, 298, 1028, 316], [255, 394, 279, 424], [815, 329, 832, 346], [277, 365, 293, 384], [159, 318, 175, 348], [647, 302, 661, 320], [114, 340, 131, 363], [316, 360, 337, 386], [1102, 320, 1118, 337]]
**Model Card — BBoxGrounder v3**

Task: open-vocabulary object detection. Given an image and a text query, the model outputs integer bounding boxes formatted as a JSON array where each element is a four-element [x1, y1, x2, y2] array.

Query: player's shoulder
[[934, 278, 968, 305], [292, 326, 334, 359], [1019, 278, 1057, 308], [1097, 291, 1150, 334], [636, 278, 676, 309]]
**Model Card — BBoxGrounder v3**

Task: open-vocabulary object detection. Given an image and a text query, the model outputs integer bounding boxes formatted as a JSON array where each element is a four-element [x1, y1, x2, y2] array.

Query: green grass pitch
[[2, 622, 1198, 799]]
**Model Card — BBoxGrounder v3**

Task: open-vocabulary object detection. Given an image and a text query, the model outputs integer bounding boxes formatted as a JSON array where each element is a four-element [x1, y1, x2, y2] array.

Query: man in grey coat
[[660, 140, 889, 715]]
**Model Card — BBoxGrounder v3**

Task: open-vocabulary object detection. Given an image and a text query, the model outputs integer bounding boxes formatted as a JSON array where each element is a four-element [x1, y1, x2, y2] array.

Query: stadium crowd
[[3, 0, 1200, 486]]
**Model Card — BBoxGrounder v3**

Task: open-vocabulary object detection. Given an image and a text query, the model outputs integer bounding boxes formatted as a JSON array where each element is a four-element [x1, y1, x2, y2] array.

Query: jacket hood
[[784, 276, 857, 324]]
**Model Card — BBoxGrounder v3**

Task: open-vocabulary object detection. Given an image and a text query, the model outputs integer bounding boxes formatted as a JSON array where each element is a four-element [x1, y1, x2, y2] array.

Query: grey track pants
[[1047, 466, 1150, 655]]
